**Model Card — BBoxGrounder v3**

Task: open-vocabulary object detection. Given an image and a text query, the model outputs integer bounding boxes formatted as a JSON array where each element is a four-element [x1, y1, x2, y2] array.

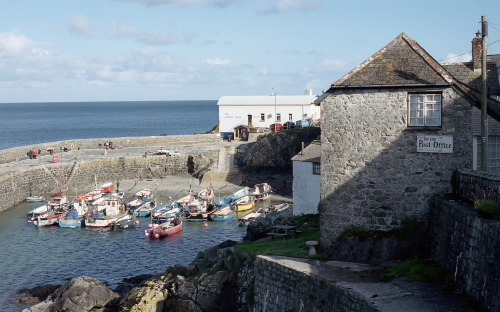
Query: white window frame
[[260, 113, 265, 122], [276, 113, 281, 122], [312, 162, 320, 175], [408, 94, 442, 127]]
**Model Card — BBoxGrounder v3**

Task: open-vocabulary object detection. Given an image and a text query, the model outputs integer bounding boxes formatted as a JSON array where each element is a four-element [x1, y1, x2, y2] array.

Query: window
[[313, 162, 320, 175], [475, 135, 500, 175], [289, 114, 293, 121], [408, 94, 441, 127], [276, 113, 281, 122], [260, 113, 265, 121]]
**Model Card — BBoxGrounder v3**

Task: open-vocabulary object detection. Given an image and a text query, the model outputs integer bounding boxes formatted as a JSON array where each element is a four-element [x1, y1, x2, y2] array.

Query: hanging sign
[[417, 135, 453, 153]]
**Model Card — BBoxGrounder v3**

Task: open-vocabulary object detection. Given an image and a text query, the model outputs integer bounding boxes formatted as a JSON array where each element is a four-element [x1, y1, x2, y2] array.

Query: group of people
[[27, 149, 41, 159]]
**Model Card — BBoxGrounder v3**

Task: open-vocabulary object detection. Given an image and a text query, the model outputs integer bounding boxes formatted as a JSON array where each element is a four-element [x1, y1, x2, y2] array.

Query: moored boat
[[25, 196, 44, 203], [33, 208, 65, 228], [209, 205, 234, 221], [128, 198, 157, 217], [85, 196, 126, 228], [151, 201, 180, 218], [233, 195, 255, 212], [109, 212, 136, 230], [238, 210, 264, 226], [133, 189, 153, 201], [26, 204, 51, 222], [145, 214, 182, 238], [252, 183, 272, 201], [59, 197, 89, 228]]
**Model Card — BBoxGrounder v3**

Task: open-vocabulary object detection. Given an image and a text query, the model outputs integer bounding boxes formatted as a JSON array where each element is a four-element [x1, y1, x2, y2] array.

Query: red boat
[[145, 215, 182, 238]]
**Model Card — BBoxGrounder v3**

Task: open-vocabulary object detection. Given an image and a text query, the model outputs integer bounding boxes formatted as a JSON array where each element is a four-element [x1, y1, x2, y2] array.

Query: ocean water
[[0, 199, 248, 311], [0, 101, 219, 150], [0, 100, 237, 311]]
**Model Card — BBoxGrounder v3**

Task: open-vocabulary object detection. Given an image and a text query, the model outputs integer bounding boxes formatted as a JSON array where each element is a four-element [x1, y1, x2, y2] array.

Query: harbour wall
[[0, 135, 221, 213], [0, 134, 220, 164]]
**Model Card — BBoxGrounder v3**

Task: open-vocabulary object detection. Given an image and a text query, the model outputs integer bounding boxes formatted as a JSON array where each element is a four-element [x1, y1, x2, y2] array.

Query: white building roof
[[217, 95, 318, 106]]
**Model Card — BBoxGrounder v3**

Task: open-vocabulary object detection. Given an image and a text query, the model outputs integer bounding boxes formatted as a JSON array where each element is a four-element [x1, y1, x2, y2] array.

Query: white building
[[291, 141, 321, 216], [217, 89, 319, 135]]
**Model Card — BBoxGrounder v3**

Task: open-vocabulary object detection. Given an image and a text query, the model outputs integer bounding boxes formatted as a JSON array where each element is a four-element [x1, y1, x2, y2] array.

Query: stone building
[[317, 32, 500, 249]]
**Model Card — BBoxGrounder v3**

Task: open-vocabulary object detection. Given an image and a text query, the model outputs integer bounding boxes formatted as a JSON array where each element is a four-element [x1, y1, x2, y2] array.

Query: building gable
[[333, 33, 453, 87]]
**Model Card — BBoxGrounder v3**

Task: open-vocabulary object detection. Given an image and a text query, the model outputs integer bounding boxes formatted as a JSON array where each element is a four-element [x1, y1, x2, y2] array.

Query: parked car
[[295, 120, 311, 128], [282, 121, 295, 129], [270, 123, 282, 131]]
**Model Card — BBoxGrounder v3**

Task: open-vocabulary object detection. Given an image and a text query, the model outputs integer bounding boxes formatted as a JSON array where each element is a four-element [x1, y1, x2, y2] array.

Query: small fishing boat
[[209, 205, 234, 221], [151, 201, 180, 218], [233, 195, 255, 212], [128, 198, 157, 217], [133, 189, 153, 201], [58, 208, 82, 228], [33, 208, 66, 228], [184, 202, 213, 221], [99, 182, 115, 193], [84, 189, 103, 201], [109, 212, 136, 230], [238, 210, 265, 226], [145, 214, 182, 238], [25, 196, 44, 203], [252, 183, 272, 201], [59, 198, 88, 228], [230, 187, 250, 201], [26, 204, 51, 222], [85, 196, 126, 228]]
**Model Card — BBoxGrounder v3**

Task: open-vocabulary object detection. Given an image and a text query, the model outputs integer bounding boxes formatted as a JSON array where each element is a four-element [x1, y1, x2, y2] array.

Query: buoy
[[148, 223, 153, 228], [135, 220, 139, 224], [154, 233, 160, 239], [204, 223, 208, 227]]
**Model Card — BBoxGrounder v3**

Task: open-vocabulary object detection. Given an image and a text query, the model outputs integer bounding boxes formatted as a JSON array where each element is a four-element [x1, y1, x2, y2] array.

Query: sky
[[1, 0, 500, 103]]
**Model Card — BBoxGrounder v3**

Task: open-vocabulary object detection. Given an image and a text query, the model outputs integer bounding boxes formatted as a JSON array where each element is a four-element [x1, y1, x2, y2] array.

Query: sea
[[0, 101, 248, 311]]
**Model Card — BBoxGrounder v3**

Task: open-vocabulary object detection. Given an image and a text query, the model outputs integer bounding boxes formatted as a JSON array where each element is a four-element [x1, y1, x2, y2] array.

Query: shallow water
[[0, 196, 266, 311]]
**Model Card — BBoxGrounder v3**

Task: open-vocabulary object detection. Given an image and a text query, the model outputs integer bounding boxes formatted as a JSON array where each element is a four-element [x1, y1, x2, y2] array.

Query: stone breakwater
[[0, 134, 223, 213]]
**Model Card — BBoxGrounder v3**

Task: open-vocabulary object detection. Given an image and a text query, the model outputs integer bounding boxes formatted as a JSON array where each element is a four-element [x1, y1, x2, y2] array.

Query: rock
[[119, 277, 168, 312], [23, 276, 119, 312], [114, 274, 154, 295], [11, 284, 61, 305]]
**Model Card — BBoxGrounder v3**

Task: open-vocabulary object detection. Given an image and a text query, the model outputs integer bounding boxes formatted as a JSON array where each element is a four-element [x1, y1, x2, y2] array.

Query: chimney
[[472, 31, 482, 75]]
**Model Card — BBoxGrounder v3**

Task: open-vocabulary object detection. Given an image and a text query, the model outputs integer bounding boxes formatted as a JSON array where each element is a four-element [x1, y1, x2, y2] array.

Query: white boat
[[26, 204, 51, 222], [25, 196, 44, 203], [133, 189, 153, 201], [252, 183, 272, 201], [86, 196, 126, 228]]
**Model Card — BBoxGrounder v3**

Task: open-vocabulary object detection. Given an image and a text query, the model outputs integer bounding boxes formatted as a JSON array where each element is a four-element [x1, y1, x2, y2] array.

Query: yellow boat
[[234, 195, 255, 212]]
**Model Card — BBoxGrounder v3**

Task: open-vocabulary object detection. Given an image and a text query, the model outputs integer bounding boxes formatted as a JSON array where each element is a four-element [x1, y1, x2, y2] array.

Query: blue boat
[[109, 212, 136, 230], [151, 201, 180, 217], [59, 208, 81, 228], [128, 198, 157, 217], [59, 197, 88, 228], [209, 205, 234, 221]]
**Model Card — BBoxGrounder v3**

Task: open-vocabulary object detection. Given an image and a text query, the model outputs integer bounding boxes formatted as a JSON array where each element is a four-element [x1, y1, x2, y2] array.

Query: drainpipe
[[480, 16, 488, 172]]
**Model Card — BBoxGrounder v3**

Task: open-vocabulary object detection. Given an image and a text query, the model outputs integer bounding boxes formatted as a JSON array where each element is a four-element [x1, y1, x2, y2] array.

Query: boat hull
[[59, 218, 82, 228], [234, 201, 255, 212], [146, 222, 182, 238]]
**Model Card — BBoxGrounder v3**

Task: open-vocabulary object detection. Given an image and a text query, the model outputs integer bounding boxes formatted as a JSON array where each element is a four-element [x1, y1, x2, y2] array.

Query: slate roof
[[325, 32, 500, 121], [442, 62, 500, 96], [292, 141, 321, 163], [332, 33, 454, 87]]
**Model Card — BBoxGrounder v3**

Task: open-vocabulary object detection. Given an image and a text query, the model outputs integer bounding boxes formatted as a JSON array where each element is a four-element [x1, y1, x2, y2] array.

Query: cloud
[[66, 15, 93, 35], [116, 0, 243, 7], [441, 52, 472, 63], [258, 0, 322, 14], [202, 57, 231, 66], [109, 21, 191, 45]]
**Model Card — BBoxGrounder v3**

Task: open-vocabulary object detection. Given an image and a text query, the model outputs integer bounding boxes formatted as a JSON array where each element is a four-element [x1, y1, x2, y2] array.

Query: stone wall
[[0, 134, 220, 164], [454, 168, 500, 203], [253, 255, 378, 312], [429, 197, 500, 312], [319, 87, 472, 248], [0, 151, 219, 213]]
